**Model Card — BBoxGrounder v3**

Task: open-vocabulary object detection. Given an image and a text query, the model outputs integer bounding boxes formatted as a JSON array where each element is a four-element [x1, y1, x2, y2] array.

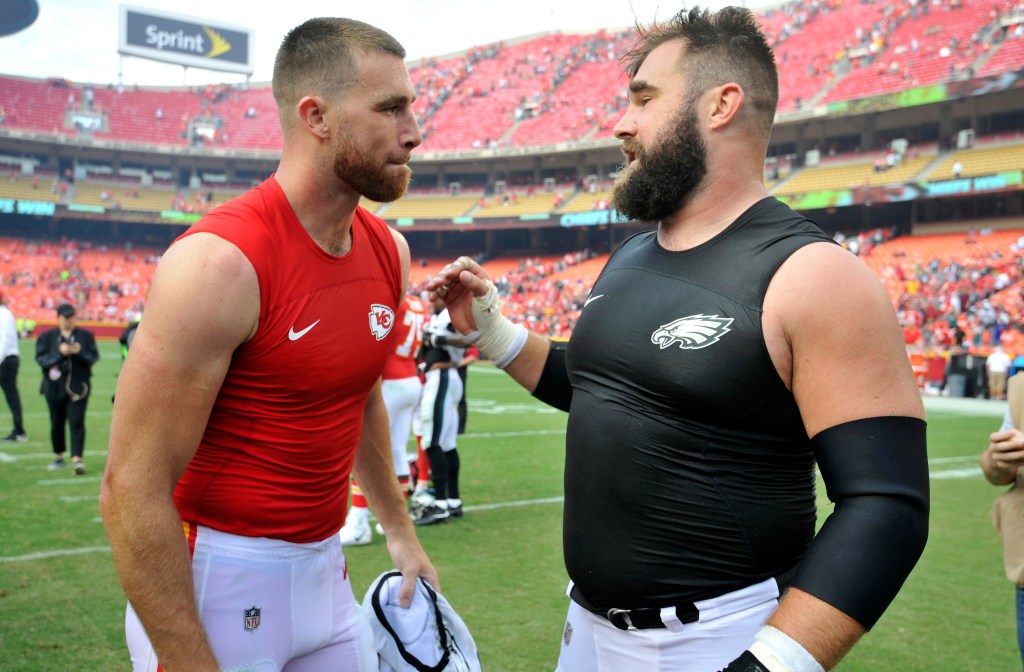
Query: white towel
[[363, 570, 483, 672]]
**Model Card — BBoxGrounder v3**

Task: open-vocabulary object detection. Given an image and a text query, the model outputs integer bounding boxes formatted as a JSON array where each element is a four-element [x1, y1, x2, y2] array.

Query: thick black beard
[[332, 135, 410, 203], [611, 104, 708, 222]]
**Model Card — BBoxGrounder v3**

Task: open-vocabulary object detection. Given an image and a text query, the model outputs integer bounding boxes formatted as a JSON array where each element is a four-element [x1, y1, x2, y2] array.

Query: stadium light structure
[[0, 0, 39, 37]]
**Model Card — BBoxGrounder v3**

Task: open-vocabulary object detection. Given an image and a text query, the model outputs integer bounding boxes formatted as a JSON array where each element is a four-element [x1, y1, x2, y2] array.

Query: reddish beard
[[332, 134, 411, 203]]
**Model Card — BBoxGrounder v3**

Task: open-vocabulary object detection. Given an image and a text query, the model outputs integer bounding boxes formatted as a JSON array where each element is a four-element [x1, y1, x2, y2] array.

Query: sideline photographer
[[35, 303, 99, 474]]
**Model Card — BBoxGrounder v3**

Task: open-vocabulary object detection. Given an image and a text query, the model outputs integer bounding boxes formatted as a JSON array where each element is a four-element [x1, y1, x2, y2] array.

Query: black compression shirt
[[564, 197, 835, 609]]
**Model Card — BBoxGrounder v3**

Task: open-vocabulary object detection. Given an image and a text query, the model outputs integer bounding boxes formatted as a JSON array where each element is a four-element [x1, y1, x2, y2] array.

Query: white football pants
[[555, 577, 781, 672], [125, 525, 377, 671]]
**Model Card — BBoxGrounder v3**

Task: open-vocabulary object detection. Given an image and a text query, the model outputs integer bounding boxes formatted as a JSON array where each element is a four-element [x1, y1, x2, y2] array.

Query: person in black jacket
[[35, 303, 99, 474]]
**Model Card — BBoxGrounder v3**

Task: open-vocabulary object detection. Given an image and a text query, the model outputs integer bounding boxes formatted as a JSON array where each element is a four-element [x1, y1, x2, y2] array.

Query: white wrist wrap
[[469, 281, 527, 369], [748, 626, 825, 672]]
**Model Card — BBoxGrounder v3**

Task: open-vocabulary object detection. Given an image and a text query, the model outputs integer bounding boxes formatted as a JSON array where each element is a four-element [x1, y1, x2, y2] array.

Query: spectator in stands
[[0, 291, 26, 442], [427, 7, 927, 671], [100, 17, 437, 672], [953, 159, 963, 178], [35, 303, 98, 474]]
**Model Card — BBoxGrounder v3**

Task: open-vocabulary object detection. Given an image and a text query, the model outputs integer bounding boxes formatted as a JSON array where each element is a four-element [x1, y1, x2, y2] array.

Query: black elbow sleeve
[[531, 342, 572, 413], [793, 416, 929, 630]]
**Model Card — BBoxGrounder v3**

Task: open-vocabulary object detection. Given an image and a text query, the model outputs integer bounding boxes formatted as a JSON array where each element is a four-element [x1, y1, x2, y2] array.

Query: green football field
[[0, 339, 1017, 671]]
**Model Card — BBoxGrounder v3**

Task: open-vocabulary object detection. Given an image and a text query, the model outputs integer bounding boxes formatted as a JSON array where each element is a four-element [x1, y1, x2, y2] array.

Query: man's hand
[[385, 532, 440, 608], [982, 428, 1024, 485], [425, 256, 492, 335], [988, 429, 1024, 470]]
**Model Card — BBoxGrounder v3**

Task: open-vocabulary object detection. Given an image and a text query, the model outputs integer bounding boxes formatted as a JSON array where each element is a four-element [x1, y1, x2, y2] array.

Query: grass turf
[[0, 340, 1016, 671]]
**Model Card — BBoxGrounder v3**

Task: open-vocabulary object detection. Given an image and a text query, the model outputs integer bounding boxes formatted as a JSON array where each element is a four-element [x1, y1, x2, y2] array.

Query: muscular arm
[[389, 226, 411, 301], [352, 380, 439, 605], [761, 242, 927, 669], [368, 227, 439, 605], [99, 233, 259, 671]]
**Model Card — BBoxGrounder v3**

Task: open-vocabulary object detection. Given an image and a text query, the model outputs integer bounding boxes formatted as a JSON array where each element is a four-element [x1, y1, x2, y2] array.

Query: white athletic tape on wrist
[[747, 625, 825, 672], [492, 324, 528, 369], [470, 281, 527, 369]]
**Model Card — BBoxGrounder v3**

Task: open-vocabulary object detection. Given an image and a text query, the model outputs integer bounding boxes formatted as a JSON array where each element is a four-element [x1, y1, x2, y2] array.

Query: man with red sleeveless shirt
[[101, 18, 437, 672], [341, 293, 427, 545]]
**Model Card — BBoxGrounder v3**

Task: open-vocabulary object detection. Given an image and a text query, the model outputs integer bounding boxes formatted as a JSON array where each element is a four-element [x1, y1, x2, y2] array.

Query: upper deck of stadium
[[0, 0, 1021, 155]]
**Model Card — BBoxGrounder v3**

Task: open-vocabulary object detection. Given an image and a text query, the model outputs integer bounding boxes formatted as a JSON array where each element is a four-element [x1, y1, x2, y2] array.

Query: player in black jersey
[[428, 6, 928, 672], [415, 297, 474, 524]]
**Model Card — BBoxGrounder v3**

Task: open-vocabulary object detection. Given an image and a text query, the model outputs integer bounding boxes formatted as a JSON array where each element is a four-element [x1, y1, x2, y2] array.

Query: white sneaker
[[339, 517, 372, 546], [374, 522, 385, 535], [408, 490, 436, 521], [411, 490, 436, 508], [412, 503, 450, 526]]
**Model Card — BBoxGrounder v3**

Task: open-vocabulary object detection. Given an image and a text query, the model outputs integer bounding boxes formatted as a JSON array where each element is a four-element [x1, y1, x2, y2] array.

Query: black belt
[[569, 567, 797, 632], [569, 584, 698, 631]]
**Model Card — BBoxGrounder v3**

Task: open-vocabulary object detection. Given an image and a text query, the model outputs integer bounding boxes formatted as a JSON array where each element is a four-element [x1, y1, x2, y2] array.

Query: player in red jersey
[[341, 293, 427, 545], [100, 18, 437, 672]]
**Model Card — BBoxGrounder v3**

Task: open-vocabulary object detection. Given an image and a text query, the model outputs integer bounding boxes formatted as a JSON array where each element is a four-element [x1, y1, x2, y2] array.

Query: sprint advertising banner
[[118, 5, 253, 75]]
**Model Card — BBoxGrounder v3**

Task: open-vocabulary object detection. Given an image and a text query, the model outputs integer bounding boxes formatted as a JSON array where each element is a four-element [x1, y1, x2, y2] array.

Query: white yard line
[[0, 458, 986, 564], [37, 476, 102, 485], [1, 546, 112, 562]]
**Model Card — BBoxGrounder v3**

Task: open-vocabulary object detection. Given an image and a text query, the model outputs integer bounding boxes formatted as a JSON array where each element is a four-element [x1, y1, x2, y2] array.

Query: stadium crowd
[[3, 0, 1021, 154], [5, 226, 1024, 389]]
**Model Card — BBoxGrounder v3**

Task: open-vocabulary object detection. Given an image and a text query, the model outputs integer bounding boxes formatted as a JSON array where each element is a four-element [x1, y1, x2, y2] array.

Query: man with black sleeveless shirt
[[427, 6, 928, 672]]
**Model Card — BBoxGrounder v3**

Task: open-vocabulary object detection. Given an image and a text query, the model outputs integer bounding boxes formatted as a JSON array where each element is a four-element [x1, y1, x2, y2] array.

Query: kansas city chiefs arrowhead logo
[[651, 314, 734, 350], [369, 304, 396, 341]]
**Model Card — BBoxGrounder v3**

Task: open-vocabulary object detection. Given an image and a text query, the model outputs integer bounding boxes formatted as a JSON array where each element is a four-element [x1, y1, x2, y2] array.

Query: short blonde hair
[[272, 17, 406, 131]]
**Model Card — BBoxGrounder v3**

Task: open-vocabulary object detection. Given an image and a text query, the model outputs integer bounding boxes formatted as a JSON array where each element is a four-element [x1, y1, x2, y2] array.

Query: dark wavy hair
[[623, 6, 779, 140]]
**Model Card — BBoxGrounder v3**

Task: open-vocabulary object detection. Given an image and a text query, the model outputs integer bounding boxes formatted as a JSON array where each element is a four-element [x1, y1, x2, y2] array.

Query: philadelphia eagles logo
[[651, 314, 734, 349]]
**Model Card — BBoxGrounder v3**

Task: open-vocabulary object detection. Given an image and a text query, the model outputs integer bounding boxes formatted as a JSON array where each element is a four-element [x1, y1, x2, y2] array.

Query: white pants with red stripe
[[125, 526, 376, 671], [555, 578, 781, 672], [381, 375, 423, 477]]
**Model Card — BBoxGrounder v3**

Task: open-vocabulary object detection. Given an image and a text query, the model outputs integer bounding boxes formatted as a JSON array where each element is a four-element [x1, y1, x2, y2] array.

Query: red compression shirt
[[173, 176, 402, 543]]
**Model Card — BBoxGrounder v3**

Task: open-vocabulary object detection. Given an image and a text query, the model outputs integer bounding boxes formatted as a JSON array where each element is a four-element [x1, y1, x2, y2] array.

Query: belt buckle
[[606, 608, 636, 630]]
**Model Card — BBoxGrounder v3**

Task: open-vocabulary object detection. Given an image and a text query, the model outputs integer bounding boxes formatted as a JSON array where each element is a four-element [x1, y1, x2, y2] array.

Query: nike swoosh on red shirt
[[288, 319, 321, 341]]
